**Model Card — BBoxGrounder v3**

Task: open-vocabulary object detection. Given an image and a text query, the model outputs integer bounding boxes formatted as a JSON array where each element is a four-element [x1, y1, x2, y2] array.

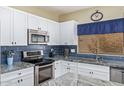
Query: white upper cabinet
[[28, 14, 48, 31], [0, 7, 13, 46], [13, 10, 28, 46], [28, 14, 40, 30], [48, 21, 60, 45], [39, 18, 48, 31], [0, 7, 28, 46], [60, 20, 78, 45]]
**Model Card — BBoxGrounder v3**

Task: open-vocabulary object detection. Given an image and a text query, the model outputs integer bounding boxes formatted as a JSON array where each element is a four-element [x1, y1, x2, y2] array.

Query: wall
[[10, 6, 59, 22], [59, 6, 124, 23]]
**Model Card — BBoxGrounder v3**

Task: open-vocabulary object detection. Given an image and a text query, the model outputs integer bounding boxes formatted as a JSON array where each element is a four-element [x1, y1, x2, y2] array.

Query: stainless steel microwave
[[28, 29, 49, 44]]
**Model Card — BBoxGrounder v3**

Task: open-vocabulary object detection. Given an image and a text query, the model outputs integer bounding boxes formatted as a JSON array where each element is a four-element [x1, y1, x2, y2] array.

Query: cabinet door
[[28, 14, 39, 30], [48, 21, 60, 45], [54, 61, 62, 78], [1, 78, 20, 86], [61, 64, 69, 75], [78, 67, 92, 77], [92, 71, 110, 81], [0, 7, 13, 46], [60, 22, 68, 45], [39, 18, 48, 31], [69, 62, 78, 74], [13, 10, 28, 46], [60, 21, 77, 45], [61, 61, 69, 75], [19, 74, 34, 86]]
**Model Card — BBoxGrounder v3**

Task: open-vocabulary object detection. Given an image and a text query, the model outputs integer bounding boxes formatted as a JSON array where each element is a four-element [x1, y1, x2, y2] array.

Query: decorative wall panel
[[78, 35, 97, 53], [97, 33, 123, 55]]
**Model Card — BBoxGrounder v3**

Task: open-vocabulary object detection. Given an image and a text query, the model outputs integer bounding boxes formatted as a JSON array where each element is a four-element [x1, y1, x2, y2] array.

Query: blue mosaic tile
[[1, 45, 124, 64]]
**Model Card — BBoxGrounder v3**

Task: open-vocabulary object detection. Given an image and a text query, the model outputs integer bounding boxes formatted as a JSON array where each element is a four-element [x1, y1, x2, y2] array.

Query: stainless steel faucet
[[96, 55, 103, 63]]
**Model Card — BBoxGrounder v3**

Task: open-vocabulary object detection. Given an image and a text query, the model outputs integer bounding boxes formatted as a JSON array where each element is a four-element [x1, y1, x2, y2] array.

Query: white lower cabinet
[[54, 60, 78, 78], [1, 67, 34, 86], [54, 61, 62, 78], [78, 63, 110, 81], [54, 60, 110, 81], [19, 74, 34, 86]]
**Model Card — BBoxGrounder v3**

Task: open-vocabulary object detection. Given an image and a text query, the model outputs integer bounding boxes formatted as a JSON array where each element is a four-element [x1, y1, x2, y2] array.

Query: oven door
[[35, 64, 54, 85]]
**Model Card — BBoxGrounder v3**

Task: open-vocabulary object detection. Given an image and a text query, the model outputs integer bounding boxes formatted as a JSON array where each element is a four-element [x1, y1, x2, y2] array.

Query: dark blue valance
[[77, 18, 124, 35]]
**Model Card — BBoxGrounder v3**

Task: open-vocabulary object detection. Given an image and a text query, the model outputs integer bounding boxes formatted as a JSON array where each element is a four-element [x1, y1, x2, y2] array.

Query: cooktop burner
[[22, 58, 55, 66], [22, 50, 55, 66]]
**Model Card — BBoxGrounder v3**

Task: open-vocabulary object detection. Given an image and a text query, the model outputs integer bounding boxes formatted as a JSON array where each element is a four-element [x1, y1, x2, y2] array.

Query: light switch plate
[[71, 49, 76, 53]]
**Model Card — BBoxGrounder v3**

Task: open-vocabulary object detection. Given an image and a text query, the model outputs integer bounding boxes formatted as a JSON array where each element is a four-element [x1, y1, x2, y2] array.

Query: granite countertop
[[40, 72, 124, 86], [0, 62, 34, 74], [45, 56, 124, 68]]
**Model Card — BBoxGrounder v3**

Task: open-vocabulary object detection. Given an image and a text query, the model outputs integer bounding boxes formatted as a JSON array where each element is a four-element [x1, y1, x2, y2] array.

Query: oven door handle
[[37, 63, 53, 68]]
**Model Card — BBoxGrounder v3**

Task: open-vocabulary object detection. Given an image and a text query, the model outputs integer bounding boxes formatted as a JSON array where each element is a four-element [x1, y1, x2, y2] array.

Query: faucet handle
[[97, 56, 103, 62]]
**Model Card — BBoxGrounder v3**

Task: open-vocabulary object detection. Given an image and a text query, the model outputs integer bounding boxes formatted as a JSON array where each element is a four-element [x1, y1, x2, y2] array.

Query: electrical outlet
[[71, 49, 76, 53]]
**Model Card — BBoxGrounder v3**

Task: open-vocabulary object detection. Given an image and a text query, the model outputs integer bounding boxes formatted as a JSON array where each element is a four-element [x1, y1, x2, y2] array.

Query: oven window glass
[[31, 34, 38, 43], [37, 35, 45, 43], [39, 65, 53, 83], [31, 34, 45, 43]]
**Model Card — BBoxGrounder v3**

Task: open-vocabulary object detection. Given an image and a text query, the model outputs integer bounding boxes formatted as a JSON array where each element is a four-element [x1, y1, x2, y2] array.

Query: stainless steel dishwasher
[[110, 67, 124, 84]]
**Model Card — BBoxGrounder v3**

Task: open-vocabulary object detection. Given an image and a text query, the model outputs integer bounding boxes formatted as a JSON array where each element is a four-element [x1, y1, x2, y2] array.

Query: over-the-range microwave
[[28, 29, 49, 44]]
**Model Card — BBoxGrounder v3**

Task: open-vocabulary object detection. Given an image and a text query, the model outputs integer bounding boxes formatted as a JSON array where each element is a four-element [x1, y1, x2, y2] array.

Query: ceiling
[[38, 6, 93, 15]]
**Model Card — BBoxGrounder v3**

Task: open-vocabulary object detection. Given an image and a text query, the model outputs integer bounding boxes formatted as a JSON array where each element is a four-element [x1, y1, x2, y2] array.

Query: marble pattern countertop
[[0, 62, 34, 74], [40, 73, 124, 86], [45, 56, 124, 68]]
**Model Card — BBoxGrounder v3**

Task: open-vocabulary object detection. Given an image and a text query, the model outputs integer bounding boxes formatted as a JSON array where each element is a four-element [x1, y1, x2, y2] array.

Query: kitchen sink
[[79, 58, 97, 63]]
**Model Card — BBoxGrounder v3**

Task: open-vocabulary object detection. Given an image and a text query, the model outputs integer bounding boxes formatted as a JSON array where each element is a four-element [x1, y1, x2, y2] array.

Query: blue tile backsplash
[[0, 45, 62, 64], [1, 45, 124, 64]]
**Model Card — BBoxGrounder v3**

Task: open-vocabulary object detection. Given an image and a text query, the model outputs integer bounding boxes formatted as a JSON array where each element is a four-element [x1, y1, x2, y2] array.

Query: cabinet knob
[[55, 68, 56, 70], [67, 68, 70, 69], [21, 79, 23, 82], [15, 42, 16, 44], [18, 73, 22, 75], [18, 80, 20, 83], [12, 42, 14, 44]]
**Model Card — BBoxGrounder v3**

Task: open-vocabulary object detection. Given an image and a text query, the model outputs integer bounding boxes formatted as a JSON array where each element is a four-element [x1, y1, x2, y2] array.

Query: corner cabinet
[[0, 7, 28, 46], [48, 21, 60, 45], [1, 67, 34, 86], [54, 60, 78, 78], [60, 20, 78, 45]]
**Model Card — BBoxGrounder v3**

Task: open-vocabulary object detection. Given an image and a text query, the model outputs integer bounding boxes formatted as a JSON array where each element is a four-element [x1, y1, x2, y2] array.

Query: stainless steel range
[[22, 50, 55, 86]]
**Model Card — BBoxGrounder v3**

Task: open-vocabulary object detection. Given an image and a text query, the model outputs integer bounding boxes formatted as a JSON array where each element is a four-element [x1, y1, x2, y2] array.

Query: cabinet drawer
[[1, 74, 34, 86], [55, 61, 61, 65], [1, 67, 34, 82], [78, 63, 109, 73], [68, 62, 77, 67]]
